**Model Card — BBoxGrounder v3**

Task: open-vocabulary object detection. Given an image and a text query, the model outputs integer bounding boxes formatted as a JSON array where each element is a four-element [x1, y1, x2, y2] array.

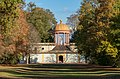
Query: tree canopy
[[74, 0, 119, 66], [26, 2, 57, 43], [0, 1, 57, 64], [0, 0, 29, 64]]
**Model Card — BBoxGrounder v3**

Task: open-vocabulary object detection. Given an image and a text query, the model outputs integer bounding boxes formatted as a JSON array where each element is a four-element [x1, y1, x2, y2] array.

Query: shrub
[[0, 52, 22, 65]]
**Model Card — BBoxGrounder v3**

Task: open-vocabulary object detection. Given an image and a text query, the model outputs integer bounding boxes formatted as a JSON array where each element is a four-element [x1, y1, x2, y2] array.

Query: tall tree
[[110, 0, 120, 67], [0, 0, 24, 35], [0, 0, 29, 64], [94, 0, 118, 65], [74, 0, 96, 63], [26, 2, 57, 43], [66, 13, 79, 42], [74, 0, 118, 65], [66, 14, 79, 32]]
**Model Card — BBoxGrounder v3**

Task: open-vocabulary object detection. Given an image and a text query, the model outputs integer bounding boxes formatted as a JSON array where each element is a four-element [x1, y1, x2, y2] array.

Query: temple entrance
[[59, 55, 63, 63]]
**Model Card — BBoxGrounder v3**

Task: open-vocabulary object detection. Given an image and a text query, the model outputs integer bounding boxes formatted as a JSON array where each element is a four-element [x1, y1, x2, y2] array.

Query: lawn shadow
[[0, 64, 120, 79]]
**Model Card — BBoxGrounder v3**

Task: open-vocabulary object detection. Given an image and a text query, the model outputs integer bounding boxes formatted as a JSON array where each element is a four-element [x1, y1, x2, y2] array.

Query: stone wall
[[30, 54, 79, 64]]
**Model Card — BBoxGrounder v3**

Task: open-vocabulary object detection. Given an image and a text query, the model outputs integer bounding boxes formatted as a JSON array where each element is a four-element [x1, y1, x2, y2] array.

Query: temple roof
[[50, 45, 73, 53]]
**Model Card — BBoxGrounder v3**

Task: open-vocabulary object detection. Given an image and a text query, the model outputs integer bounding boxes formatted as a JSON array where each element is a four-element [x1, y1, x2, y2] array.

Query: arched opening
[[59, 55, 63, 63]]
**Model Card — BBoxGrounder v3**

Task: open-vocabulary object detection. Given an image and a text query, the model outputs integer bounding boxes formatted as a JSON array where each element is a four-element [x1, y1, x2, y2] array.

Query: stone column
[[65, 33, 67, 44], [57, 33, 59, 45], [68, 34, 69, 44], [66, 33, 67, 44], [64, 33, 65, 45], [55, 33, 58, 44], [66, 34, 68, 44]]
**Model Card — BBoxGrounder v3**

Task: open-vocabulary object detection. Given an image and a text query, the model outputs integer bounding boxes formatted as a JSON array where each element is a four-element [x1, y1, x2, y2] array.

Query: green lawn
[[0, 64, 120, 79]]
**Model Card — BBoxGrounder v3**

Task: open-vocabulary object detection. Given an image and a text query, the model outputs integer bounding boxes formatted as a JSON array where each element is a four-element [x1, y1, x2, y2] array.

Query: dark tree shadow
[[0, 64, 120, 79]]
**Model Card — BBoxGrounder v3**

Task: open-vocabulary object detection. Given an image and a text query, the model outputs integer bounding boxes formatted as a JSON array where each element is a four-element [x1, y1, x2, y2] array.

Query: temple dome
[[55, 20, 69, 31]]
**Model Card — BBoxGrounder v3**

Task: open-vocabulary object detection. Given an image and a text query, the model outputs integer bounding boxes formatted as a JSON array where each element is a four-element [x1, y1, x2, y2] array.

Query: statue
[[60, 20, 62, 24]]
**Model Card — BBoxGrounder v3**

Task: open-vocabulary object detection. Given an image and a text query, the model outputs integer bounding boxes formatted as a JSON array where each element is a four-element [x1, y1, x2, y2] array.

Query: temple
[[28, 21, 80, 63]]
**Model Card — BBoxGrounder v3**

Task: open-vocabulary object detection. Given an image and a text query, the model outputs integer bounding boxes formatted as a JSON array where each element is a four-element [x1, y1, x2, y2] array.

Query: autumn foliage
[[0, 0, 29, 64], [74, 0, 120, 66]]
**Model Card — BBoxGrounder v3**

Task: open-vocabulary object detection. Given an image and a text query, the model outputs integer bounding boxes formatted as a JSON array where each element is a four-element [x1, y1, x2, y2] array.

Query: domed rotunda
[[54, 20, 70, 45]]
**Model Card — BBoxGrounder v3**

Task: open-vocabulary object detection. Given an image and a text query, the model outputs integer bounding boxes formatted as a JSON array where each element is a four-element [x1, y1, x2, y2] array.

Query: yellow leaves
[[106, 47, 118, 57], [98, 22, 104, 27], [77, 25, 83, 30], [96, 31, 103, 37], [97, 40, 118, 57]]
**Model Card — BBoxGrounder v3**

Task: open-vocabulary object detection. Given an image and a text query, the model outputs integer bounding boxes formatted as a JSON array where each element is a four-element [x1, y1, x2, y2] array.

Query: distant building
[[24, 21, 80, 64]]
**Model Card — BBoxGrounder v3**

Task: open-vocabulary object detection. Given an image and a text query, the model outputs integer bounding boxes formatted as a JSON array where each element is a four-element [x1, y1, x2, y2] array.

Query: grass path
[[0, 64, 120, 79]]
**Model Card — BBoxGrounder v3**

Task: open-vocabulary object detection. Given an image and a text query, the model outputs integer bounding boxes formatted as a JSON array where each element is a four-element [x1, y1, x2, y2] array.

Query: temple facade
[[29, 21, 80, 63]]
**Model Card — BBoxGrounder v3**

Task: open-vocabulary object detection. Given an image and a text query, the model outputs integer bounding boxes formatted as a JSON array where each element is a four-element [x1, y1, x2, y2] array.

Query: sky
[[25, 0, 82, 23]]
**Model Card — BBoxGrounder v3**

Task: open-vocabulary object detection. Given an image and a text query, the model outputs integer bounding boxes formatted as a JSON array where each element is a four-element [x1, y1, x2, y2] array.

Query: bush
[[0, 52, 22, 65]]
